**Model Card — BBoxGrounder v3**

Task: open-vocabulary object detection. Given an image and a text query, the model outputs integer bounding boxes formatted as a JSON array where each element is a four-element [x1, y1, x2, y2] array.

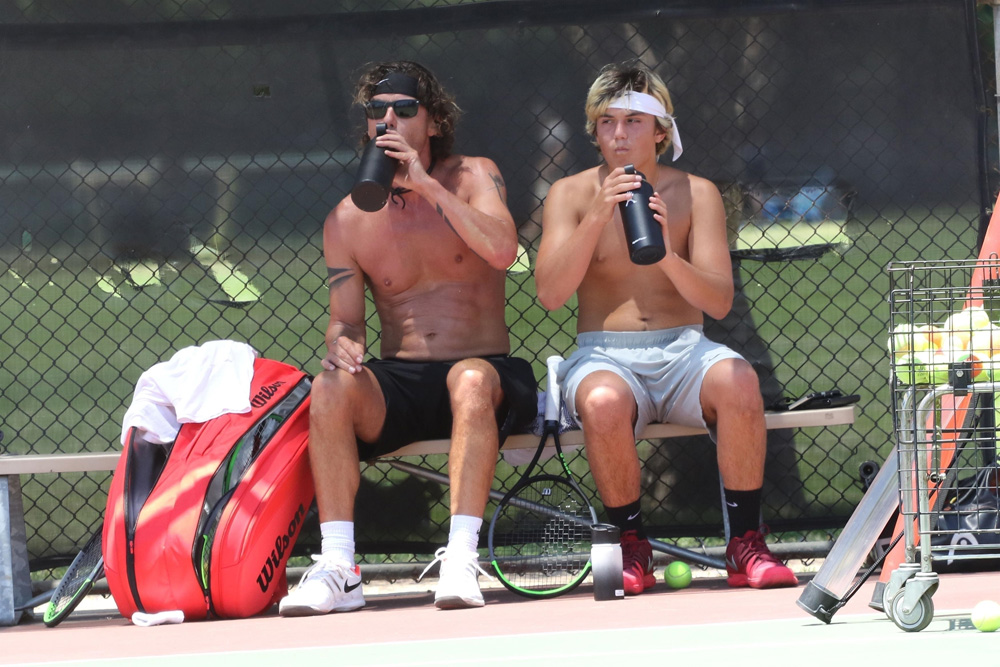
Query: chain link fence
[[0, 0, 994, 578]]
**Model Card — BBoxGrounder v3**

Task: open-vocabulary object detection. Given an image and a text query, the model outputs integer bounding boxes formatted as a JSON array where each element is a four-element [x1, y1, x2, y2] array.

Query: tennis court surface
[[2, 569, 996, 666]]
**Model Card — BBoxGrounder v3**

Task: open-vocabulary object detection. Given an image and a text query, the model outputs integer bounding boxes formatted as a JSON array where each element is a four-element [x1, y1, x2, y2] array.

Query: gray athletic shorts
[[557, 326, 745, 441]]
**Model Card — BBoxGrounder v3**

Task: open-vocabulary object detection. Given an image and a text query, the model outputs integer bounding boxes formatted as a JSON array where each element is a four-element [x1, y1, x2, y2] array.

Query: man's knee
[[310, 368, 376, 420], [732, 361, 764, 410], [703, 359, 763, 416], [312, 368, 353, 401], [447, 360, 503, 413], [576, 375, 636, 431]]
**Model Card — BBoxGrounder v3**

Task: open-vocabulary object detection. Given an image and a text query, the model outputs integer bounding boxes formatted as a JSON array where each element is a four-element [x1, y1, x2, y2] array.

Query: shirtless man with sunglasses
[[279, 61, 537, 616]]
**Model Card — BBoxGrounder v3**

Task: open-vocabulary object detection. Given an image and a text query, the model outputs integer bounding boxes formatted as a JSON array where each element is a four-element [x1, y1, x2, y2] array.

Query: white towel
[[131, 610, 185, 626], [120, 340, 259, 445]]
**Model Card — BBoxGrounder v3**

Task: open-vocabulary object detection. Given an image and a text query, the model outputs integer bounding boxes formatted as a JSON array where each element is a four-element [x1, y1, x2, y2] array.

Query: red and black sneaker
[[725, 527, 799, 589], [621, 529, 656, 595]]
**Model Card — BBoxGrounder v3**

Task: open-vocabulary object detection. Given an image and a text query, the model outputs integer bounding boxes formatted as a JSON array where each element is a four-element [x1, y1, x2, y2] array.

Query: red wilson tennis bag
[[103, 358, 314, 620]]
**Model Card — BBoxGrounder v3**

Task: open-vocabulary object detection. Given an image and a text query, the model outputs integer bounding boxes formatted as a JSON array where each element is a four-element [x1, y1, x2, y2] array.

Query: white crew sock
[[320, 521, 356, 566], [447, 514, 483, 554]]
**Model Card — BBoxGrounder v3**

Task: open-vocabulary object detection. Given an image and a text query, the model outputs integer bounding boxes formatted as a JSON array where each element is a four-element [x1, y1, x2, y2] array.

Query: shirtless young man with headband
[[279, 61, 537, 616], [535, 62, 798, 595]]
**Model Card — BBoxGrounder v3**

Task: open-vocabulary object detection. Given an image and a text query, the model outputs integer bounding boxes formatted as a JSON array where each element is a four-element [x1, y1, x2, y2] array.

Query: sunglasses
[[364, 99, 421, 119]]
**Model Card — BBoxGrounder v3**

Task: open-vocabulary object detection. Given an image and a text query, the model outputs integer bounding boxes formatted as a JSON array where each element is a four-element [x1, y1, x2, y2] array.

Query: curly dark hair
[[354, 61, 462, 162]]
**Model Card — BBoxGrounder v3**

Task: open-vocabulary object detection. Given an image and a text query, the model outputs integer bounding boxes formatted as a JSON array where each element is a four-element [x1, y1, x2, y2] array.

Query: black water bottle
[[618, 164, 666, 265], [591, 523, 625, 601], [351, 123, 396, 212]]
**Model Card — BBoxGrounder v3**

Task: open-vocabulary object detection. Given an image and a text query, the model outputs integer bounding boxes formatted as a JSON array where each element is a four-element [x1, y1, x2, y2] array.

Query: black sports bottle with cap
[[351, 123, 396, 212], [591, 523, 625, 601], [618, 164, 666, 265]]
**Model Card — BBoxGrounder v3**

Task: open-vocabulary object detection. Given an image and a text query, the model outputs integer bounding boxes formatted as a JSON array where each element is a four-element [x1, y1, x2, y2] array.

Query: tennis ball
[[989, 354, 1000, 381], [891, 324, 934, 355], [972, 600, 1000, 632], [890, 324, 915, 355], [941, 309, 976, 350], [664, 561, 692, 589], [937, 332, 966, 359], [926, 352, 950, 385], [927, 326, 946, 351], [970, 326, 1000, 358], [945, 306, 991, 337], [894, 354, 930, 385]]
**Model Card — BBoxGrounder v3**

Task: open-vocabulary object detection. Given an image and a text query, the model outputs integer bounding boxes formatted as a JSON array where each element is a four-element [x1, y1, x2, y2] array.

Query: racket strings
[[46, 534, 103, 621], [491, 477, 592, 592]]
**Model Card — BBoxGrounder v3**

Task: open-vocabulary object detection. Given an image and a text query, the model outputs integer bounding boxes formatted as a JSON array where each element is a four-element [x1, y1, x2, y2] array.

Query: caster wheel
[[882, 585, 896, 621], [891, 589, 934, 632]]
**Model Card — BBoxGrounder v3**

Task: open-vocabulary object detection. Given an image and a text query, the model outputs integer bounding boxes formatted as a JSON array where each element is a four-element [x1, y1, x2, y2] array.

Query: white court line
[[10, 612, 992, 667]]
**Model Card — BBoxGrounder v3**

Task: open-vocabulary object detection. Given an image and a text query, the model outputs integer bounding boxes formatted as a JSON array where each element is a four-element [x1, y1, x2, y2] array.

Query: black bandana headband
[[372, 72, 421, 100]]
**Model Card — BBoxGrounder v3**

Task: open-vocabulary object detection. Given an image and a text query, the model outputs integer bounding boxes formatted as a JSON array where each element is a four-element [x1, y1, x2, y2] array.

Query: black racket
[[488, 355, 598, 598], [43, 529, 104, 627]]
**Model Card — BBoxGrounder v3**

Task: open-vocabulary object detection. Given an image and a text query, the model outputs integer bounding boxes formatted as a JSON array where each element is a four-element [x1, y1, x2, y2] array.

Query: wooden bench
[[0, 404, 855, 624]]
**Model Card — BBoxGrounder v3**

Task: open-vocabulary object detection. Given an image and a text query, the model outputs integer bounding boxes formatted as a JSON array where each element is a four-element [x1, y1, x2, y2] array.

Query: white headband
[[607, 91, 683, 161]]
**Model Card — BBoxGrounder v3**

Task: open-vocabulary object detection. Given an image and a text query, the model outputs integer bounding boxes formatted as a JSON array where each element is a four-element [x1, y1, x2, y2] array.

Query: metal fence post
[[0, 475, 32, 626]]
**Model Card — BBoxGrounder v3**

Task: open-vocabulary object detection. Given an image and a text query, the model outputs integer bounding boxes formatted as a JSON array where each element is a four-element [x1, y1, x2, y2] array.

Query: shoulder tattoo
[[327, 267, 354, 289], [489, 172, 507, 204]]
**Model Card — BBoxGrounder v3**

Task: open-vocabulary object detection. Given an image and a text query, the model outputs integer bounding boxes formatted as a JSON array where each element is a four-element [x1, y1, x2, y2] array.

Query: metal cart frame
[[885, 259, 1000, 631]]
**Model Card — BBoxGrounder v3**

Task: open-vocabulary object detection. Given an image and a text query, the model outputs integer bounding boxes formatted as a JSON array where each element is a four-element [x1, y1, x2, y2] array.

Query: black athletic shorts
[[357, 355, 538, 460]]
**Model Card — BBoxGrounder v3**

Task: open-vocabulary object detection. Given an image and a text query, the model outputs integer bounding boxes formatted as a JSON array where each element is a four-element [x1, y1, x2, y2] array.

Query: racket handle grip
[[544, 355, 564, 423]]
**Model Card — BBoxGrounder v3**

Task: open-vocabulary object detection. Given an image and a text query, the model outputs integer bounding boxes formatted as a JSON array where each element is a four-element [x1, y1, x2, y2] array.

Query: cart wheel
[[890, 590, 934, 632], [882, 585, 895, 622]]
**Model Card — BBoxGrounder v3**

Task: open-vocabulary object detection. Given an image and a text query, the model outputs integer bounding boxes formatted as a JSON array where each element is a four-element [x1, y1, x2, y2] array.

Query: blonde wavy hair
[[585, 62, 675, 156]]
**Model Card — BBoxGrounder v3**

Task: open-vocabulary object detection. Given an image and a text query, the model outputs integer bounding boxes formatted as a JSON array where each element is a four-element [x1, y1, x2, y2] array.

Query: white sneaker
[[420, 546, 490, 610], [278, 555, 365, 617]]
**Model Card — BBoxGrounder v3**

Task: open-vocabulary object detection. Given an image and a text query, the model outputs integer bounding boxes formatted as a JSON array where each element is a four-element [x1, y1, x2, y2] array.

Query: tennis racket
[[488, 355, 598, 598], [43, 529, 104, 627]]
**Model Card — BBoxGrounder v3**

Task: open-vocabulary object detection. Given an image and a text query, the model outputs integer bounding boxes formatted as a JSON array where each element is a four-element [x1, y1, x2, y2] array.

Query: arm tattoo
[[327, 267, 354, 289], [435, 203, 488, 263], [435, 204, 458, 235], [489, 172, 507, 204]]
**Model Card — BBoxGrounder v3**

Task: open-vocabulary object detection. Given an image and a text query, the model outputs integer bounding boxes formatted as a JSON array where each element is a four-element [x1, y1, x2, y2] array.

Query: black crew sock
[[723, 487, 762, 540], [605, 500, 645, 539]]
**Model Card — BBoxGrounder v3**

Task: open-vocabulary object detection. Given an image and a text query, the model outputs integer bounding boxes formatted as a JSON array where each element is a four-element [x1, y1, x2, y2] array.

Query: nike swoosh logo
[[627, 511, 641, 521], [726, 556, 738, 571], [726, 501, 738, 507], [344, 579, 362, 593]]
